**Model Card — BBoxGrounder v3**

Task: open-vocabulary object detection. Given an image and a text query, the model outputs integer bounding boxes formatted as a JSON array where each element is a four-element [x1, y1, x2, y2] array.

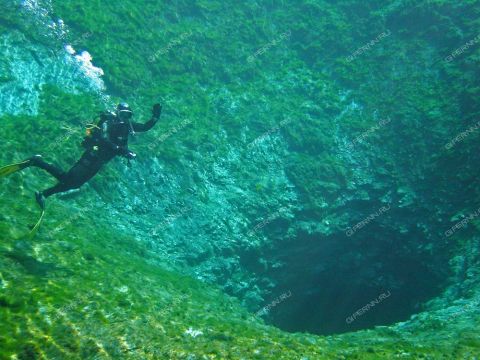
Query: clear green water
[[1, 0, 479, 359]]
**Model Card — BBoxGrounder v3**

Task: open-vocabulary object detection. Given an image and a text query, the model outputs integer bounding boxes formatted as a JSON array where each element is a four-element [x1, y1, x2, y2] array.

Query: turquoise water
[[0, 0, 479, 358]]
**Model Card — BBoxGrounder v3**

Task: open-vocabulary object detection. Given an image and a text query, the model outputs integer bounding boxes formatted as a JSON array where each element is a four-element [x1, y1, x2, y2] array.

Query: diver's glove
[[118, 146, 136, 159], [125, 150, 137, 160], [152, 103, 162, 121]]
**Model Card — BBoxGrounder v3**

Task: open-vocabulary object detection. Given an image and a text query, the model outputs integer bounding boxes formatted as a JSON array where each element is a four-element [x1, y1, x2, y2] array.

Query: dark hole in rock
[[251, 223, 448, 335]]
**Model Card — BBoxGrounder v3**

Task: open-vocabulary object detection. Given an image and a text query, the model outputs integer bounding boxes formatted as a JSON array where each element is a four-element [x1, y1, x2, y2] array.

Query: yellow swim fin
[[27, 209, 45, 240], [0, 160, 30, 178]]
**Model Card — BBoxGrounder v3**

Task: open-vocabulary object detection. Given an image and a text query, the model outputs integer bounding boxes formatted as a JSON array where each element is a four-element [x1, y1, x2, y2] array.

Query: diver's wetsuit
[[31, 110, 158, 199]]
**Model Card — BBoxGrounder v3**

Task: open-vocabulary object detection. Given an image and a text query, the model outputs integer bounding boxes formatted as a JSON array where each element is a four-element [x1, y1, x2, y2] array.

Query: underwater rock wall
[[1, 0, 479, 338]]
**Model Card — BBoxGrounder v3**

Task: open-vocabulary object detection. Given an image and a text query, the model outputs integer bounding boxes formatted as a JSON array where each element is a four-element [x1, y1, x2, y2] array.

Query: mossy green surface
[[1, 0, 480, 358], [0, 192, 479, 359], [0, 77, 477, 360]]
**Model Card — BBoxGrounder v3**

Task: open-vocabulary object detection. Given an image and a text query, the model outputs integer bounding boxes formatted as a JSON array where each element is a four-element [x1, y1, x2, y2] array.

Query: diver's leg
[[34, 151, 110, 209], [36, 157, 97, 207], [35, 181, 78, 210], [60, 151, 108, 188], [29, 155, 65, 181]]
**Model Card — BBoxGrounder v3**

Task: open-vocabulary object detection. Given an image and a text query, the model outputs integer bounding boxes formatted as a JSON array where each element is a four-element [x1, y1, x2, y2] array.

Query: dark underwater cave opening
[[252, 225, 449, 336]]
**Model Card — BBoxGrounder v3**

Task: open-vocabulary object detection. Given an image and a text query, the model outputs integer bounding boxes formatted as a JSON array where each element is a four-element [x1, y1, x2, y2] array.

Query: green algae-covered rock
[[0, 0, 479, 358]]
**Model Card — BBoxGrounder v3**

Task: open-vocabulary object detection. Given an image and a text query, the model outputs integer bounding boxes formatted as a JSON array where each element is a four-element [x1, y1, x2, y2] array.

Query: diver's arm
[[131, 104, 162, 133], [131, 119, 156, 133], [105, 141, 135, 159]]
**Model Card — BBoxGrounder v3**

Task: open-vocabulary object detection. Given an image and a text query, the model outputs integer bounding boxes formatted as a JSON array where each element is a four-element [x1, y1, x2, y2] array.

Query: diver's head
[[116, 102, 133, 122]]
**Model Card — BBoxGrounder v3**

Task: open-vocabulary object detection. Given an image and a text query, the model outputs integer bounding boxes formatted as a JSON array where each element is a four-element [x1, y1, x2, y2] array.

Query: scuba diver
[[0, 102, 162, 210]]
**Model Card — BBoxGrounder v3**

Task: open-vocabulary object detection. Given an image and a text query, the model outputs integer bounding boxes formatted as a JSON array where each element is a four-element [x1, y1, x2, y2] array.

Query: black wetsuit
[[32, 111, 157, 198]]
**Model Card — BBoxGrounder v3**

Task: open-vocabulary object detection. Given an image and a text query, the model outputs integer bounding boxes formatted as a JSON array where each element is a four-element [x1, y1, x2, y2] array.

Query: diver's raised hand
[[152, 103, 162, 120]]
